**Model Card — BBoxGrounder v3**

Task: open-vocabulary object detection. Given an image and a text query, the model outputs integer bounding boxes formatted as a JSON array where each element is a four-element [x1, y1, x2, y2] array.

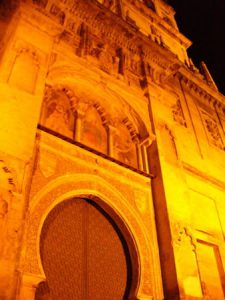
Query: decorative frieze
[[28, 0, 180, 84]]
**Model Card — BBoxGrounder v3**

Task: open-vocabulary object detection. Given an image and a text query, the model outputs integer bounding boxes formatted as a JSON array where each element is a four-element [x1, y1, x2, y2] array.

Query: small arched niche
[[8, 49, 39, 93], [35, 197, 139, 300], [40, 87, 75, 139]]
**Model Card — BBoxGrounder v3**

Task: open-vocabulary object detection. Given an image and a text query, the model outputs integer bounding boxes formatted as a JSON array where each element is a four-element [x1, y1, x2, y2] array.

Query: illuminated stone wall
[[0, 0, 224, 299]]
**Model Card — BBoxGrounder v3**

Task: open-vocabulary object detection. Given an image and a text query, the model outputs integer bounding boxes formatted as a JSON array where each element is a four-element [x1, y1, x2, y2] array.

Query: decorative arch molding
[[39, 81, 152, 172], [19, 174, 161, 299], [46, 64, 150, 132]]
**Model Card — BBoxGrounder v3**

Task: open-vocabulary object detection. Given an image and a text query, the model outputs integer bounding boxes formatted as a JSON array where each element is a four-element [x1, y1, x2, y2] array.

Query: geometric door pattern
[[35, 198, 132, 300]]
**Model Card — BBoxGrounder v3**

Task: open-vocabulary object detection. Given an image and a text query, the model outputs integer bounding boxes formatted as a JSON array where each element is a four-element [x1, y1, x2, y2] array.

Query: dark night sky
[[169, 0, 225, 95]]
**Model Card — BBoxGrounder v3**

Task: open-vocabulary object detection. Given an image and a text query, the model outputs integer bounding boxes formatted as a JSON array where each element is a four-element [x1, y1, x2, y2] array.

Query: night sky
[[169, 0, 225, 95]]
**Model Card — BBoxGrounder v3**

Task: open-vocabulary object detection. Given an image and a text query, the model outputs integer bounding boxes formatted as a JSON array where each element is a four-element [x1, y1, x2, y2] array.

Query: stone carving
[[124, 51, 144, 87], [201, 111, 224, 150], [80, 105, 108, 154], [114, 122, 138, 168], [49, 4, 65, 25], [99, 45, 115, 73], [45, 99, 73, 137], [172, 100, 187, 127], [128, 54, 142, 76], [88, 40, 103, 59], [41, 86, 75, 138], [150, 25, 162, 46], [86, 33, 114, 73], [31, 0, 175, 81], [173, 224, 196, 251]]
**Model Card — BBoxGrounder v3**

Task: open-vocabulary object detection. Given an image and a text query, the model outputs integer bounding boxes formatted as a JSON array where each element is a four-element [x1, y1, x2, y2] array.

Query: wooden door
[[35, 198, 132, 300]]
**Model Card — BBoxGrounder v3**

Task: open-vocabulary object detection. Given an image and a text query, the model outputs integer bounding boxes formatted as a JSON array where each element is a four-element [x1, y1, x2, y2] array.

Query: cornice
[[176, 66, 225, 114]]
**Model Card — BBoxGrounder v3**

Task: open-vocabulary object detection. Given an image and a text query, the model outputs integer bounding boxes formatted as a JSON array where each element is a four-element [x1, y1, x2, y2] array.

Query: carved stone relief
[[173, 224, 196, 250], [172, 99, 187, 127], [150, 25, 162, 46], [41, 86, 75, 139], [30, 0, 175, 85], [201, 110, 224, 150], [113, 122, 138, 168], [80, 105, 108, 154], [85, 32, 116, 74], [49, 4, 65, 25]]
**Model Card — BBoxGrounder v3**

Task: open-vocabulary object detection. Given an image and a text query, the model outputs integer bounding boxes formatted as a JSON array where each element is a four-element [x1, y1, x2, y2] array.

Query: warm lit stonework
[[0, 0, 225, 299]]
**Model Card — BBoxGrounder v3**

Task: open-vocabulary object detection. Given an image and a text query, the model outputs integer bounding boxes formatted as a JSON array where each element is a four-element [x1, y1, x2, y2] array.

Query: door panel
[[35, 198, 131, 300]]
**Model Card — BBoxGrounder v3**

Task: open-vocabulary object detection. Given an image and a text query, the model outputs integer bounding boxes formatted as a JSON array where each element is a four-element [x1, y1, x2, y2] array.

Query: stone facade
[[0, 0, 225, 299]]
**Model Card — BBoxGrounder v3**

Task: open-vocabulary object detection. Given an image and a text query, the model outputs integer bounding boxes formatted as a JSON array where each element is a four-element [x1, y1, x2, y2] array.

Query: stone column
[[19, 273, 45, 300], [140, 138, 152, 173], [136, 142, 143, 171], [107, 125, 117, 157], [74, 109, 85, 142]]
